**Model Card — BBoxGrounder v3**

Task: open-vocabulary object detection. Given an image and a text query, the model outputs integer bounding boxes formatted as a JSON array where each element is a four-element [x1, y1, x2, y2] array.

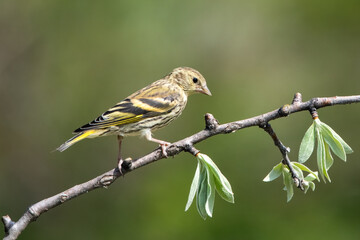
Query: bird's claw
[[122, 157, 132, 170], [160, 142, 171, 158], [117, 158, 124, 175], [117, 157, 132, 175]]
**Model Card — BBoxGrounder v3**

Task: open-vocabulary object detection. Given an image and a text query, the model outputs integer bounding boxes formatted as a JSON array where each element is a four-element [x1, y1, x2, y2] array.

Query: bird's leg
[[144, 131, 171, 157], [152, 138, 171, 157], [117, 135, 124, 173]]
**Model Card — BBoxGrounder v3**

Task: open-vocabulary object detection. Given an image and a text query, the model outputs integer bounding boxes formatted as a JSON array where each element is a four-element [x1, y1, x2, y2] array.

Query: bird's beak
[[198, 85, 212, 96]]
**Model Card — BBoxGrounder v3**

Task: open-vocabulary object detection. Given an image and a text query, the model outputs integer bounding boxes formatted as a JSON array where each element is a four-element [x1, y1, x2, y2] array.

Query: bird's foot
[[159, 141, 171, 158], [117, 158, 124, 175], [117, 157, 132, 175]]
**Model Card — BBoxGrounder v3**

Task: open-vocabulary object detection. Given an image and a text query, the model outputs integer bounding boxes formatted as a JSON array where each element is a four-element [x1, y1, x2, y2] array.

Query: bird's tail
[[57, 130, 95, 152]]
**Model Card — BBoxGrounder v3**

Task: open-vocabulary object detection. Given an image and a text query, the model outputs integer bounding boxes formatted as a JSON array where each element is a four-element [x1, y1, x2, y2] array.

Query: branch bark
[[2, 93, 360, 239]]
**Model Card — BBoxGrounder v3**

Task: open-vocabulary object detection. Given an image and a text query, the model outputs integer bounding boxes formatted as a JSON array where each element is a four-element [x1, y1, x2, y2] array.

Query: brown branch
[[259, 122, 304, 190], [2, 93, 360, 239]]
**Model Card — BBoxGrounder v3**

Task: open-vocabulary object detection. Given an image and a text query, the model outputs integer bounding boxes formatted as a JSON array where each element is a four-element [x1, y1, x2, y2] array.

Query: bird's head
[[170, 67, 212, 96]]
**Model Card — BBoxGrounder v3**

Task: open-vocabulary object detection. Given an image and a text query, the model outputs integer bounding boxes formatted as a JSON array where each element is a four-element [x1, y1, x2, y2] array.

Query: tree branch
[[259, 122, 304, 190], [2, 93, 360, 239]]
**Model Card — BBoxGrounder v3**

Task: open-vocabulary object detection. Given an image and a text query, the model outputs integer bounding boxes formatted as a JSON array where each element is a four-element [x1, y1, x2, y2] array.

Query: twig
[[259, 122, 304, 190], [2, 93, 360, 239]]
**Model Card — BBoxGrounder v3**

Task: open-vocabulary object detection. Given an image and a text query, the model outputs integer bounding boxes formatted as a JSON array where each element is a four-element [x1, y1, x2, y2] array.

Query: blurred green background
[[1, 0, 360, 239]]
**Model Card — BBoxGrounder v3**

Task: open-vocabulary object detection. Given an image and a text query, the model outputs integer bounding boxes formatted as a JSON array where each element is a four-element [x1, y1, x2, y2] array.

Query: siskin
[[57, 67, 211, 170]]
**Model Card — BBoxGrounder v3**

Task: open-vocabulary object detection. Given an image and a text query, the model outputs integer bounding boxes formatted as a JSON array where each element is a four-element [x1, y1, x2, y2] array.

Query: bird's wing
[[74, 83, 180, 132]]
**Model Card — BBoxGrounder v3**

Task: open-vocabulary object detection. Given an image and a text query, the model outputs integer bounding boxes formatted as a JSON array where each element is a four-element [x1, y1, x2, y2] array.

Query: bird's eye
[[192, 77, 198, 84]]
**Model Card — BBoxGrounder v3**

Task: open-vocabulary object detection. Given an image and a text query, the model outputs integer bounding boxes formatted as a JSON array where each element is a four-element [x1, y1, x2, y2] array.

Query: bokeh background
[[1, 1, 360, 239]]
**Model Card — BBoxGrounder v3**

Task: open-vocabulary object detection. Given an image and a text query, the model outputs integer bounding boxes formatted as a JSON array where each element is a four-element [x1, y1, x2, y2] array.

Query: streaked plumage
[[57, 67, 211, 169]]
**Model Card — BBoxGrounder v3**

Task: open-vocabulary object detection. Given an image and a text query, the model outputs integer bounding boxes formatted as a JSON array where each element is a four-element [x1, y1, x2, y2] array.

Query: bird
[[57, 67, 211, 171]]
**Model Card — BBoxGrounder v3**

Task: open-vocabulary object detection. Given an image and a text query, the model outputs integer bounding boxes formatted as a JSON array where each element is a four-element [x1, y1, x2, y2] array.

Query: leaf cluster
[[299, 119, 353, 182], [264, 118, 353, 201], [263, 162, 318, 202], [185, 153, 234, 219]]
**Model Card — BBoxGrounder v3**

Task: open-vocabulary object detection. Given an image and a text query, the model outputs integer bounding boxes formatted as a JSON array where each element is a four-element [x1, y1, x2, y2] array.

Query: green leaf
[[320, 121, 353, 160], [299, 122, 315, 163], [319, 122, 346, 161], [304, 174, 318, 193], [309, 181, 315, 191], [291, 164, 304, 180], [320, 121, 353, 154], [304, 172, 319, 182], [282, 168, 294, 202], [316, 130, 325, 182], [205, 167, 215, 217], [185, 161, 201, 211], [324, 142, 334, 171], [263, 163, 283, 182], [330, 129, 353, 154], [196, 165, 208, 219], [303, 181, 310, 193], [292, 162, 319, 181], [198, 154, 234, 203], [317, 132, 331, 182]]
